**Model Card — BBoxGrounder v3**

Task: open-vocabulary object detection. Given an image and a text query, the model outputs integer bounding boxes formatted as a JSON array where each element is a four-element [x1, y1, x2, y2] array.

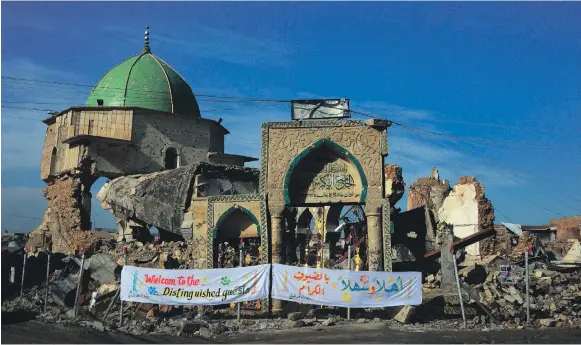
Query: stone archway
[[212, 205, 260, 268], [213, 205, 261, 240], [283, 139, 368, 205], [212, 204, 263, 311]]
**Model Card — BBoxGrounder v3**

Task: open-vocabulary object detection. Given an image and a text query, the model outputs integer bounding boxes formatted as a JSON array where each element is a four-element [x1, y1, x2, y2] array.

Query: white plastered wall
[[438, 183, 480, 256]]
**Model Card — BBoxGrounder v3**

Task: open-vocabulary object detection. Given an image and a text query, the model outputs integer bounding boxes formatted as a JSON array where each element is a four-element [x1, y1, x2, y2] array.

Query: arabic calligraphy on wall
[[309, 173, 355, 190], [289, 152, 364, 203], [271, 264, 422, 308]]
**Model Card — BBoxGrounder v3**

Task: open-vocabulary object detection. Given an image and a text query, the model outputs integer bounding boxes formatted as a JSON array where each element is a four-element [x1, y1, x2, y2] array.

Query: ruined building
[[28, 27, 413, 315], [30, 27, 257, 254]]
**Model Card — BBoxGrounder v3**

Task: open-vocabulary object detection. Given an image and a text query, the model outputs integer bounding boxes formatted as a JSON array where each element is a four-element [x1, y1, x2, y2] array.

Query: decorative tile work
[[259, 123, 269, 195], [259, 194, 269, 266], [206, 201, 215, 269], [380, 129, 389, 156], [206, 194, 267, 269], [259, 194, 269, 312], [208, 194, 262, 203], [382, 198, 392, 272]]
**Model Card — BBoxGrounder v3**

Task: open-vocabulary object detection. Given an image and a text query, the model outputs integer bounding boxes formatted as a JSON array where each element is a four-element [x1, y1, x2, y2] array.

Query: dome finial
[[143, 25, 151, 53]]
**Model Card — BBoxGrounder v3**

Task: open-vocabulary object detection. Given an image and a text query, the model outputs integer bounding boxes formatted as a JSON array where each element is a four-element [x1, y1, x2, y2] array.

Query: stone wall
[[262, 120, 386, 206], [260, 119, 391, 271], [407, 176, 451, 212], [88, 109, 228, 178], [40, 119, 88, 180], [211, 201, 261, 239], [551, 216, 581, 241], [28, 171, 98, 255]]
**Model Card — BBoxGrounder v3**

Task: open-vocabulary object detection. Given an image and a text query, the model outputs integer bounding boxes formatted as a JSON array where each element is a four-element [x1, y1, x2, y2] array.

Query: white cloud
[[355, 100, 433, 120], [387, 129, 531, 192]]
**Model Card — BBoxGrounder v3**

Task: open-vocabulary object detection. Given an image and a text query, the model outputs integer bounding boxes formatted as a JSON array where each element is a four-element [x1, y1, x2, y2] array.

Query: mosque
[[30, 28, 396, 311]]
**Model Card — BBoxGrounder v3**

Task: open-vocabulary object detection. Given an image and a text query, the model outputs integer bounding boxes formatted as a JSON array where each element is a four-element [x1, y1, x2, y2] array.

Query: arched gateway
[[259, 119, 393, 311]]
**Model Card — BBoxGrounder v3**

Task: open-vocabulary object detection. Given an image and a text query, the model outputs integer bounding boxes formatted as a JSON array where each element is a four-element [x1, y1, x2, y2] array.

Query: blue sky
[[2, 2, 580, 233]]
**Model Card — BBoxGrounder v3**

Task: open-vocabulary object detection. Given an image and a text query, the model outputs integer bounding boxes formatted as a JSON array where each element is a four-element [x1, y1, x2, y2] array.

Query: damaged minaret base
[[27, 157, 100, 255]]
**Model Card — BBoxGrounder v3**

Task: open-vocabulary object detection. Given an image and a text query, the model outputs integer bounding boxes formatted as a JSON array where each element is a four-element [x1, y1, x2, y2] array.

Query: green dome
[[86, 51, 201, 117]]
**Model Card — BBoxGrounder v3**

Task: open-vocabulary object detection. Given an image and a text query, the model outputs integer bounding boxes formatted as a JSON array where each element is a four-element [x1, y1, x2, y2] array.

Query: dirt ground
[[223, 321, 581, 344], [2, 316, 581, 344]]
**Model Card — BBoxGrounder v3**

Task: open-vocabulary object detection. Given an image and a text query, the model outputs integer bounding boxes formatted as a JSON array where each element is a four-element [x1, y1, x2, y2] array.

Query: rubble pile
[[423, 272, 443, 290], [104, 240, 197, 269], [468, 265, 581, 328], [99, 239, 261, 270]]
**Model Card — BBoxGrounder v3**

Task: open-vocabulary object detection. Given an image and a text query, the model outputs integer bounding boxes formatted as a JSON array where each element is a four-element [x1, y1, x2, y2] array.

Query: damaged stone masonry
[[5, 27, 581, 339]]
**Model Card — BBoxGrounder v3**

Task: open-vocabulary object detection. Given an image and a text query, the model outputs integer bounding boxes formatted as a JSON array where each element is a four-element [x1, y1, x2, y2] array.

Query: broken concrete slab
[[393, 305, 416, 324]]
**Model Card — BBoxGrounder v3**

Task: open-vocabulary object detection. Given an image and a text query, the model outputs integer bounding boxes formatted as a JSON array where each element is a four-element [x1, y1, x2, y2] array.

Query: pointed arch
[[212, 205, 261, 239], [283, 138, 368, 205]]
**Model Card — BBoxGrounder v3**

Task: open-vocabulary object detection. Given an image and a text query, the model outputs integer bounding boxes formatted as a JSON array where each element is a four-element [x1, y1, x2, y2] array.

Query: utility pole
[[73, 252, 86, 318]]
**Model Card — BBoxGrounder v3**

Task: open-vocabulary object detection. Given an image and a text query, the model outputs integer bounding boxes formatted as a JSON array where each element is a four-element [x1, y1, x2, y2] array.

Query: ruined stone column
[[437, 222, 455, 291], [366, 204, 383, 271], [269, 204, 285, 313]]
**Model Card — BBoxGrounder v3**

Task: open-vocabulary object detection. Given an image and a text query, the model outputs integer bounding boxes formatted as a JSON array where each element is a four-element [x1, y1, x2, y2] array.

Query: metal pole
[[20, 250, 27, 297], [101, 288, 121, 323], [74, 252, 86, 318], [237, 247, 243, 323], [347, 244, 352, 320], [44, 251, 51, 314], [525, 249, 530, 326], [120, 243, 127, 326], [452, 251, 467, 328]]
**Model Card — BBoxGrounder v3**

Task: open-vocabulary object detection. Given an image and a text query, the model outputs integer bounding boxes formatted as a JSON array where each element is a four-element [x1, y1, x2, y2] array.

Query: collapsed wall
[[384, 164, 405, 214], [97, 164, 200, 235], [405, 169, 451, 246], [438, 176, 495, 257], [407, 169, 451, 213], [97, 162, 260, 238], [27, 172, 98, 255], [551, 216, 581, 241]]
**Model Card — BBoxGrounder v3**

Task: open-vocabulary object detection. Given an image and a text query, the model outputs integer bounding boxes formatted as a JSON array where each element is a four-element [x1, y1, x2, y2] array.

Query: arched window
[[50, 147, 58, 175], [164, 147, 179, 169]]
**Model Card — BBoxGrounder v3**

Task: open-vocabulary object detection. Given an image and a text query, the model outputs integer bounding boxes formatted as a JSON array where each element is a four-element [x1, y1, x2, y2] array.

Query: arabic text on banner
[[271, 264, 422, 308], [121, 264, 269, 305]]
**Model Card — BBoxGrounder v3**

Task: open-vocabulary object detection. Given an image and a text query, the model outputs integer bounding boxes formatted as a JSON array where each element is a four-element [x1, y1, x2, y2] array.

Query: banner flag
[[121, 264, 270, 305], [271, 264, 422, 308]]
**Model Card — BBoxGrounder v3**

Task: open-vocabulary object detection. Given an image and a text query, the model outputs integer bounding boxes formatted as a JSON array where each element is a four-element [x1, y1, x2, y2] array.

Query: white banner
[[272, 264, 422, 308], [121, 264, 270, 305]]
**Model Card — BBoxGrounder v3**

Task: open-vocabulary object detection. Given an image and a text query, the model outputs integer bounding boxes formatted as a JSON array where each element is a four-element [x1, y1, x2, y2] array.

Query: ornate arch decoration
[[283, 138, 368, 205], [212, 204, 261, 239]]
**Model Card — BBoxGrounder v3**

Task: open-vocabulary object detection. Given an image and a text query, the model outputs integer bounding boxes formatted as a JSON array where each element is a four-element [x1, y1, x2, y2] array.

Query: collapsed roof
[[97, 163, 259, 233]]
